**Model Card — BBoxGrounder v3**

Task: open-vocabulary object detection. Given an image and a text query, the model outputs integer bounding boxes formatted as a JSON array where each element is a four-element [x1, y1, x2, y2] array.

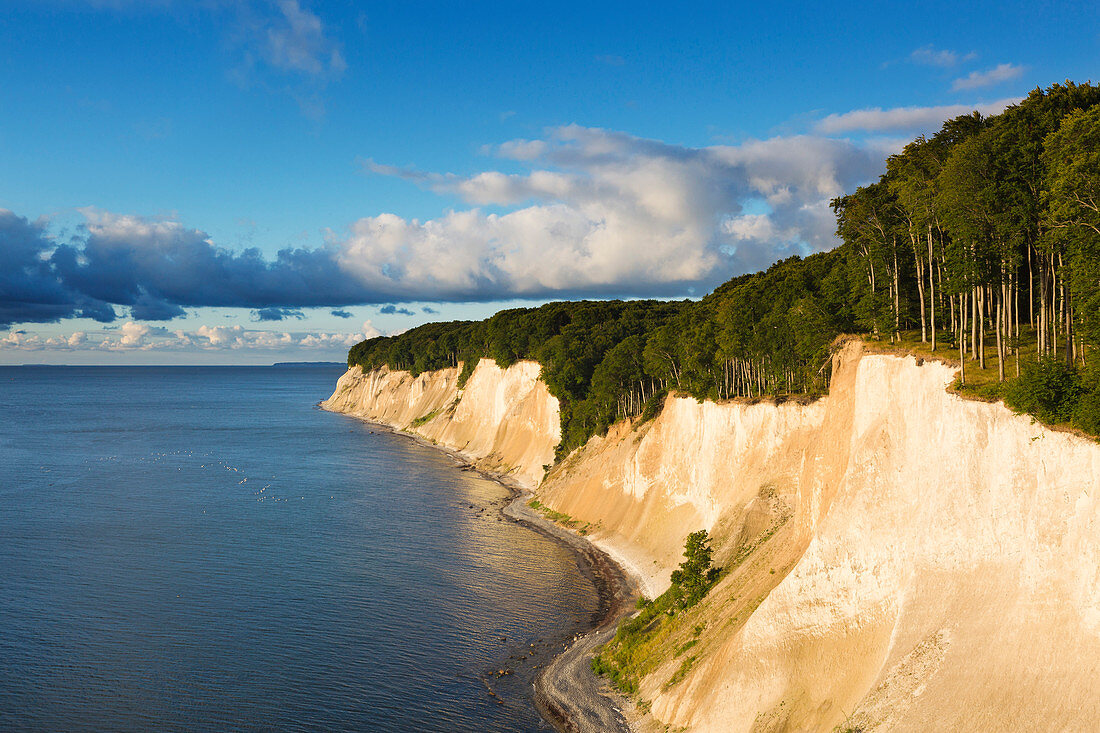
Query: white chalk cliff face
[[322, 358, 559, 488], [324, 343, 1100, 732]]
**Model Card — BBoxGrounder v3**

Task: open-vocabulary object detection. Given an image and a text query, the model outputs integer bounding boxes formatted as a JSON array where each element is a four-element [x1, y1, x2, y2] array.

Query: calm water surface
[[0, 365, 599, 732]]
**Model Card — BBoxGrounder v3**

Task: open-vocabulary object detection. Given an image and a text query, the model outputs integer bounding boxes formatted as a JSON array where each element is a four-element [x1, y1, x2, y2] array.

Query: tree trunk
[[911, 232, 926, 342], [997, 281, 1005, 382], [981, 281, 990, 367], [959, 295, 967, 386], [971, 287, 979, 361], [928, 226, 936, 351], [1027, 243, 1034, 328]]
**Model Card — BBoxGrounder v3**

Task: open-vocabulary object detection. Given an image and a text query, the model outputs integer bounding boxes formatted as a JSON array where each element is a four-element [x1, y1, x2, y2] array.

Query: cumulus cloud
[[4, 207, 369, 326], [330, 309, 353, 318], [815, 97, 1021, 134], [952, 63, 1025, 91], [348, 125, 885, 297], [1, 124, 893, 329], [0, 321, 383, 354], [909, 45, 976, 68], [0, 210, 117, 328], [119, 321, 152, 347]]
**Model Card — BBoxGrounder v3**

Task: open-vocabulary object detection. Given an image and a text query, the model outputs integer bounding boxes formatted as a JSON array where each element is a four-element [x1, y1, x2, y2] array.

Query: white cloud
[[1, 322, 385, 355], [196, 324, 243, 347], [119, 321, 151, 347], [952, 63, 1025, 91], [815, 97, 1021, 134], [909, 45, 976, 68], [347, 125, 885, 297], [262, 0, 345, 77], [723, 214, 797, 244], [2, 331, 41, 349], [361, 320, 381, 339]]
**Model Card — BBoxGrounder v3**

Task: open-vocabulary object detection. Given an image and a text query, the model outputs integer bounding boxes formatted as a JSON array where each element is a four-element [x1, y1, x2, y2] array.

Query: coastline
[[320, 408, 641, 733]]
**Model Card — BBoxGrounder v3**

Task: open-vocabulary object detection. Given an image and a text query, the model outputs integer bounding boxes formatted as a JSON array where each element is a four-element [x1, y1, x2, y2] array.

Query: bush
[[1004, 356, 1082, 424], [1073, 379, 1100, 436]]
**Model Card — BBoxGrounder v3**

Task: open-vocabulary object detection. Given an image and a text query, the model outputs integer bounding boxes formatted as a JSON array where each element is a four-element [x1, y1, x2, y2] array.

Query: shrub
[[1004, 356, 1082, 424], [1073, 380, 1100, 436]]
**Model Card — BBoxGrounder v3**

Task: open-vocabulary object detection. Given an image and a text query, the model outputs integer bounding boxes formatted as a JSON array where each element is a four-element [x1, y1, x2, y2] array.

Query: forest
[[347, 82, 1100, 456]]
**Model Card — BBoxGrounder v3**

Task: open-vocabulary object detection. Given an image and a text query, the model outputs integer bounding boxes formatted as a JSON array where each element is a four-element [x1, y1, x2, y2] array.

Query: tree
[[669, 530, 720, 608], [1044, 106, 1100, 237]]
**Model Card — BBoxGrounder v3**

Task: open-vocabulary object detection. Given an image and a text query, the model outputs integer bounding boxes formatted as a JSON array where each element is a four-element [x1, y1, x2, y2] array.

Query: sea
[[0, 365, 600, 732]]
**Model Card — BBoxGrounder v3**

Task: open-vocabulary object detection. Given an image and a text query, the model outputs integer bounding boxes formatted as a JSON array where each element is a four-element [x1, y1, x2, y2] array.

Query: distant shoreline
[[7, 362, 346, 368]]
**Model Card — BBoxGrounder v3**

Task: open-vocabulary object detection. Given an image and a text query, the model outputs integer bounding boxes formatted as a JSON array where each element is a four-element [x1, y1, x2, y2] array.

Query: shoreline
[[320, 407, 641, 733]]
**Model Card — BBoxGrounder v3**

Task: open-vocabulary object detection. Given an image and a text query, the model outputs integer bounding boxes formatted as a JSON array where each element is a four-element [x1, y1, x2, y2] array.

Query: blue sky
[[1, 0, 1097, 363]]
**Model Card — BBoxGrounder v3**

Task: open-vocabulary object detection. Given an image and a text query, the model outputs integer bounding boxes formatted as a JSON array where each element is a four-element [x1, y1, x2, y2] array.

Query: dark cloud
[[251, 306, 305, 321], [0, 210, 117, 329], [0, 208, 457, 330], [130, 292, 187, 321], [0, 208, 377, 330], [379, 304, 415, 316], [422, 306, 438, 314]]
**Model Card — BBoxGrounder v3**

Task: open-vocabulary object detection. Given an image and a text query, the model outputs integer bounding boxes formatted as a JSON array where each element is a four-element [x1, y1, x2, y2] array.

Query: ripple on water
[[0, 365, 599, 732]]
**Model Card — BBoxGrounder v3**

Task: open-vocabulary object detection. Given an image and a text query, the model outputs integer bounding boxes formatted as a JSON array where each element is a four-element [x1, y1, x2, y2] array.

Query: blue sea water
[[0, 365, 599, 732]]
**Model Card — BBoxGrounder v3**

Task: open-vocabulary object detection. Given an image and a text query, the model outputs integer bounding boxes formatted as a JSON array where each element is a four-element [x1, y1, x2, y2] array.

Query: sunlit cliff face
[[322, 358, 559, 489], [326, 342, 1100, 732]]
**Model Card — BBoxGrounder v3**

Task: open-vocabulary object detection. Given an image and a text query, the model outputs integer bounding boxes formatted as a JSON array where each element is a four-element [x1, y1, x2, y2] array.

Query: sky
[[1, 0, 1097, 364]]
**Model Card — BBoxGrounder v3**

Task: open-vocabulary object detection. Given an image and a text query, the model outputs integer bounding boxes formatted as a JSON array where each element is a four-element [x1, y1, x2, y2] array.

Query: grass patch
[[527, 498, 596, 534], [592, 531, 720, 695], [663, 655, 697, 691], [409, 408, 441, 428]]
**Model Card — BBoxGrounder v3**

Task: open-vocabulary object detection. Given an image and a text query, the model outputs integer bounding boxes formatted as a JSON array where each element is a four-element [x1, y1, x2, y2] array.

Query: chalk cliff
[[325, 342, 1100, 732], [322, 358, 559, 488]]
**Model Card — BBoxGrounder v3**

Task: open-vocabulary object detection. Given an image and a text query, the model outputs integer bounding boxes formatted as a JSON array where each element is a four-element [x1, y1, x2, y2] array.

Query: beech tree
[[345, 81, 1100, 446]]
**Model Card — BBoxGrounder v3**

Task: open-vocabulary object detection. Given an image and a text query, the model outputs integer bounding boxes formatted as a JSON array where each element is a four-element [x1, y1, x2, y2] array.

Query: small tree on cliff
[[670, 530, 720, 608]]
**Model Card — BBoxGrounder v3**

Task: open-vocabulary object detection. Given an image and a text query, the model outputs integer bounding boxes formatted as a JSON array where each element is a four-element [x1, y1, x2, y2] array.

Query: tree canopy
[[347, 82, 1100, 453]]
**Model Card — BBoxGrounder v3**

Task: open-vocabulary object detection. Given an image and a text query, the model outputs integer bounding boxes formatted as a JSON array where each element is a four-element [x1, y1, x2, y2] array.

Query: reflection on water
[[0, 366, 599, 732]]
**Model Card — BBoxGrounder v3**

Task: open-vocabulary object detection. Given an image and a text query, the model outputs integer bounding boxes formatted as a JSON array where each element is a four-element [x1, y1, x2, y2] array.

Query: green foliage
[[1004, 356, 1082, 424], [668, 530, 720, 609], [527, 498, 594, 534], [344, 80, 1100, 458], [409, 409, 441, 428], [1072, 376, 1100, 435], [591, 531, 721, 695]]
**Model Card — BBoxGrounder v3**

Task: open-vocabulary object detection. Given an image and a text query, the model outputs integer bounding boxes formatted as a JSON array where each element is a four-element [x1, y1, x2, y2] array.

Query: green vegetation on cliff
[[348, 81, 1100, 453], [591, 531, 720, 695]]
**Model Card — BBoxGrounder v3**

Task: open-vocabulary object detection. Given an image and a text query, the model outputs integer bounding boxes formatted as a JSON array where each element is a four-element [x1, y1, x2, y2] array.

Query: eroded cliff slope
[[322, 358, 558, 488], [542, 341, 1100, 732], [325, 344, 1100, 732]]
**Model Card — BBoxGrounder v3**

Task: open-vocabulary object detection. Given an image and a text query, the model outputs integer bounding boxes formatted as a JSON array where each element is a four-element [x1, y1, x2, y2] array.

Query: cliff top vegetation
[[348, 81, 1100, 456]]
